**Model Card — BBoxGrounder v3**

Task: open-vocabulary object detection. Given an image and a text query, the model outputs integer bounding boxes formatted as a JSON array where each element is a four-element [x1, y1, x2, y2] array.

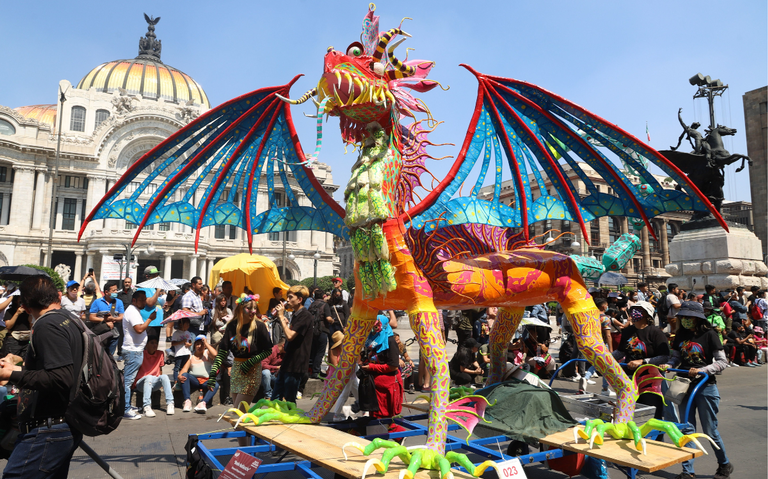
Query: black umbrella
[[0, 266, 50, 281], [598, 271, 628, 286]]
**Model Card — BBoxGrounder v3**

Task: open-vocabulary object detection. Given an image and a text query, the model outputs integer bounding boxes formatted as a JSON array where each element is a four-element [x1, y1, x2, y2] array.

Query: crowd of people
[[0, 268, 762, 479]]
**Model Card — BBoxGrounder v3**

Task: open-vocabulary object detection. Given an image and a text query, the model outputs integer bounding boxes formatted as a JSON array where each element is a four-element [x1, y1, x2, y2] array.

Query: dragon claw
[[362, 458, 386, 479], [341, 442, 366, 461], [679, 433, 719, 454]]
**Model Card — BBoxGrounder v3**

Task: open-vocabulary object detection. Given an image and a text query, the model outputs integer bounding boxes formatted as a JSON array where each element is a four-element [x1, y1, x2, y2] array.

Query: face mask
[[110, 293, 118, 299], [681, 316, 695, 330], [157, 296, 166, 307], [631, 309, 644, 321]]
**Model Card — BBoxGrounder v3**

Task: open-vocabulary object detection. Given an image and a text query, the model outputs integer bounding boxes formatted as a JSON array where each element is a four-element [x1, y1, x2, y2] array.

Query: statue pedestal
[[665, 225, 768, 291]]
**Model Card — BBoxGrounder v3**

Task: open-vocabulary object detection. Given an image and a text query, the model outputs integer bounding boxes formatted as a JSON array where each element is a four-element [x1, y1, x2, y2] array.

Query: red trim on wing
[[243, 103, 284, 253], [485, 81, 590, 245], [283, 102, 346, 219], [78, 83, 292, 242], [193, 96, 281, 252], [402, 64, 485, 221], [481, 82, 529, 241], [496, 76, 727, 233]]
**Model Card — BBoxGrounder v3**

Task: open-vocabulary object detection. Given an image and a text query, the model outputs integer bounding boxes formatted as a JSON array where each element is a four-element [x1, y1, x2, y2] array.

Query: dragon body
[[81, 5, 725, 478]]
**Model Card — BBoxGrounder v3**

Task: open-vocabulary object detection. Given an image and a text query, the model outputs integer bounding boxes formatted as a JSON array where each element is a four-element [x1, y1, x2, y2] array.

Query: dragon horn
[[275, 87, 317, 105], [371, 28, 410, 62], [385, 37, 415, 80]]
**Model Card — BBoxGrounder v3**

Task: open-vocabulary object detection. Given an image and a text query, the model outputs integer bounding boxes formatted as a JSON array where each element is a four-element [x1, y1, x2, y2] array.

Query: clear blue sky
[[2, 0, 765, 204]]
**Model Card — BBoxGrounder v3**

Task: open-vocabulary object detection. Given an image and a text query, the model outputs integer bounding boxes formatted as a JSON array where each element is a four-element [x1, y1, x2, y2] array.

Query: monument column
[[163, 253, 173, 280], [207, 259, 215, 284], [85, 253, 94, 274], [660, 219, 670, 266]]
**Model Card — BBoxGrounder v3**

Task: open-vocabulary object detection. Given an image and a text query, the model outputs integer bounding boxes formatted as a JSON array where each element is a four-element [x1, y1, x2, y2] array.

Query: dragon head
[[276, 4, 440, 145]]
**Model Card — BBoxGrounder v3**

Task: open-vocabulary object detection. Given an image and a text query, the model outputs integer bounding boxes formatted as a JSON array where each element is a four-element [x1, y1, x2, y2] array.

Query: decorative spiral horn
[[275, 87, 317, 105], [371, 28, 411, 62], [385, 37, 415, 81]]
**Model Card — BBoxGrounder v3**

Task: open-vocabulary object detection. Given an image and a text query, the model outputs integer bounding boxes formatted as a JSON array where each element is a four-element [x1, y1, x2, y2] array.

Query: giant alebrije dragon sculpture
[[81, 5, 723, 478]]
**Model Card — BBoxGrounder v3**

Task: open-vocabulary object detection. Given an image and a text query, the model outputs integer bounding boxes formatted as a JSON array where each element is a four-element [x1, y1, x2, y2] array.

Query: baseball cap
[[66, 280, 80, 289], [332, 277, 343, 282], [463, 338, 480, 349], [144, 266, 160, 275], [194, 334, 206, 342]]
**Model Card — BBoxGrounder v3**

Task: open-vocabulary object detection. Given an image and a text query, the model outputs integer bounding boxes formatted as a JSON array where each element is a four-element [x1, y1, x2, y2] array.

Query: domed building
[[0, 16, 339, 284]]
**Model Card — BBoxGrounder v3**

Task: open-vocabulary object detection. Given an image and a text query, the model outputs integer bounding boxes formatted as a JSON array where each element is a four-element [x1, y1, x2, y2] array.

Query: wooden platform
[[539, 428, 704, 473], [224, 416, 475, 479]]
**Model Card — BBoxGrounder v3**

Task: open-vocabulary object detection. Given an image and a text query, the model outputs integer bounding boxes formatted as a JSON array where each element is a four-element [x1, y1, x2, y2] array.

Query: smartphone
[[88, 268, 94, 275]]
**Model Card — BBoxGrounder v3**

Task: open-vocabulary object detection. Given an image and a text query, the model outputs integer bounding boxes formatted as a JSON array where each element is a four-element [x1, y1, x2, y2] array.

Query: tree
[[23, 264, 65, 292], [300, 275, 335, 294]]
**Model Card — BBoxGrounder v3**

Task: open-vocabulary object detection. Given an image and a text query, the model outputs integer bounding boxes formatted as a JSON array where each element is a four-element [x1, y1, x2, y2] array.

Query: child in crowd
[[134, 338, 175, 417], [171, 317, 194, 382], [754, 327, 768, 364]]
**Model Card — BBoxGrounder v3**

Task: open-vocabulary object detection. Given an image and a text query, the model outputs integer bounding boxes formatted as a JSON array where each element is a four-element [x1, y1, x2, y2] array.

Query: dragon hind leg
[[487, 307, 524, 385], [307, 307, 377, 422], [564, 303, 638, 423]]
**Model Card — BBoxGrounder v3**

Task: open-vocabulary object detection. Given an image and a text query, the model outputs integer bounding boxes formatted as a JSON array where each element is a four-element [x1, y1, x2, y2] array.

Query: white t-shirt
[[60, 295, 86, 321], [171, 330, 194, 356], [666, 294, 681, 319], [122, 305, 148, 352]]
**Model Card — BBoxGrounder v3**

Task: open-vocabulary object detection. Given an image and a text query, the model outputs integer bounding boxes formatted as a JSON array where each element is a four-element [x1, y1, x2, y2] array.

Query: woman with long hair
[[668, 301, 731, 479], [210, 294, 233, 348], [208, 294, 273, 413], [328, 289, 349, 335]]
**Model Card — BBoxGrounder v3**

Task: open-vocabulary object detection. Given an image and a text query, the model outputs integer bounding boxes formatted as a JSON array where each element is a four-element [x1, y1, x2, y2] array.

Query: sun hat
[[754, 327, 764, 334], [330, 331, 345, 349], [144, 266, 160, 275], [629, 301, 654, 319], [677, 301, 707, 320]]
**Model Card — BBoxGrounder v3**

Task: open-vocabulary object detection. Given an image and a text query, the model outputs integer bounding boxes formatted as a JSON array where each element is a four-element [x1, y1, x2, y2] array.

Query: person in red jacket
[[261, 340, 285, 400]]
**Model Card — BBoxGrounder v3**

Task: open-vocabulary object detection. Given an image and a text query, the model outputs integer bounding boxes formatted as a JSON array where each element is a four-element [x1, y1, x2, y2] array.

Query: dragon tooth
[[345, 72, 353, 95], [385, 91, 396, 106], [334, 70, 342, 90]]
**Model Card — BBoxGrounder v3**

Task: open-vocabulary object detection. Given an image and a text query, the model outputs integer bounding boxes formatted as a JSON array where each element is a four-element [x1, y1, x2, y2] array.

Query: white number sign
[[496, 457, 526, 478]]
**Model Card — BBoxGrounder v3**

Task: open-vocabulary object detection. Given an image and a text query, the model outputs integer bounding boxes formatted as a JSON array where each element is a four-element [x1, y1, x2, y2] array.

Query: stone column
[[660, 219, 670, 266], [9, 166, 35, 229], [198, 256, 207, 283], [619, 217, 629, 235], [74, 253, 83, 280], [207, 259, 215, 284], [31, 168, 47, 230], [641, 226, 651, 273], [85, 253, 94, 274], [86, 176, 107, 229], [189, 255, 198, 280], [164, 253, 173, 280]]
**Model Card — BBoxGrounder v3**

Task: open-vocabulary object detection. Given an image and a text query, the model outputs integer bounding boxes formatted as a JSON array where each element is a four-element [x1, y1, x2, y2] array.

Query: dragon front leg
[[639, 418, 720, 454], [487, 307, 524, 385]]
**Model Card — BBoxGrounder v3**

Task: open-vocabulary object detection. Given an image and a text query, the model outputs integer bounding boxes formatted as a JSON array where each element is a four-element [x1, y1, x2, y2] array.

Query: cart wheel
[[506, 440, 529, 457]]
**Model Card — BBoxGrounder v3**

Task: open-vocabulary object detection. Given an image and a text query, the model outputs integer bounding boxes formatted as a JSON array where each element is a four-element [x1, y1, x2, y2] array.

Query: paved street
[[0, 328, 764, 478]]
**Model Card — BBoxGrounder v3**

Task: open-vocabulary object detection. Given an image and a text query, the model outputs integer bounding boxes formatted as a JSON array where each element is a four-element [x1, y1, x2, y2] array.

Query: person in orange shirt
[[133, 338, 175, 417]]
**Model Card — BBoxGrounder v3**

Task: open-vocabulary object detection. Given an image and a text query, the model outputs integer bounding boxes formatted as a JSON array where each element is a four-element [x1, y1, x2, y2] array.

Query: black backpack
[[656, 292, 670, 320], [308, 300, 327, 336], [66, 316, 125, 436]]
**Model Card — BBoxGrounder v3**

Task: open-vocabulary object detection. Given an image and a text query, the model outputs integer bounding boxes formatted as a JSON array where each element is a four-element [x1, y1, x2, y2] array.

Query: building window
[[229, 226, 237, 240], [215, 225, 225, 239], [126, 221, 136, 229], [70, 106, 86, 132], [0, 192, 8, 226], [62, 198, 77, 231], [608, 217, 621, 244], [64, 176, 72, 188], [590, 220, 600, 245], [0, 119, 15, 136], [0, 167, 6, 183], [667, 222, 676, 241], [82, 177, 89, 190], [95, 109, 110, 128], [159, 222, 170, 231]]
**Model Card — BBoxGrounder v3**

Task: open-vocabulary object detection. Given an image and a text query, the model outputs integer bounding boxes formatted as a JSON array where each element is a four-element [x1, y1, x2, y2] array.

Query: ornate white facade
[[0, 20, 340, 285]]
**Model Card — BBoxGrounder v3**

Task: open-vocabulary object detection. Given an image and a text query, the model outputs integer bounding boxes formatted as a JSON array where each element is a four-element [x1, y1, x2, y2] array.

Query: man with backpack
[[0, 275, 84, 478]]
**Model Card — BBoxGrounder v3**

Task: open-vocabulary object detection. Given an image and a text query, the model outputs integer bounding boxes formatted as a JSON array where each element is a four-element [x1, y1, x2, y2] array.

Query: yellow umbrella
[[208, 254, 289, 314]]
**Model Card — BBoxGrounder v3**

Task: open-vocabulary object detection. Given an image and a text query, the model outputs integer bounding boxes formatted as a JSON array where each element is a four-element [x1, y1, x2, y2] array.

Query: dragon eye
[[346, 42, 364, 57]]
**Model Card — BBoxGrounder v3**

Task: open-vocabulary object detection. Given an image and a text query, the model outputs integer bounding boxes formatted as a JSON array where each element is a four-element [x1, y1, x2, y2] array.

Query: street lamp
[[313, 249, 321, 288], [115, 242, 155, 282], [570, 240, 581, 253], [46, 87, 67, 268], [688, 72, 728, 130]]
